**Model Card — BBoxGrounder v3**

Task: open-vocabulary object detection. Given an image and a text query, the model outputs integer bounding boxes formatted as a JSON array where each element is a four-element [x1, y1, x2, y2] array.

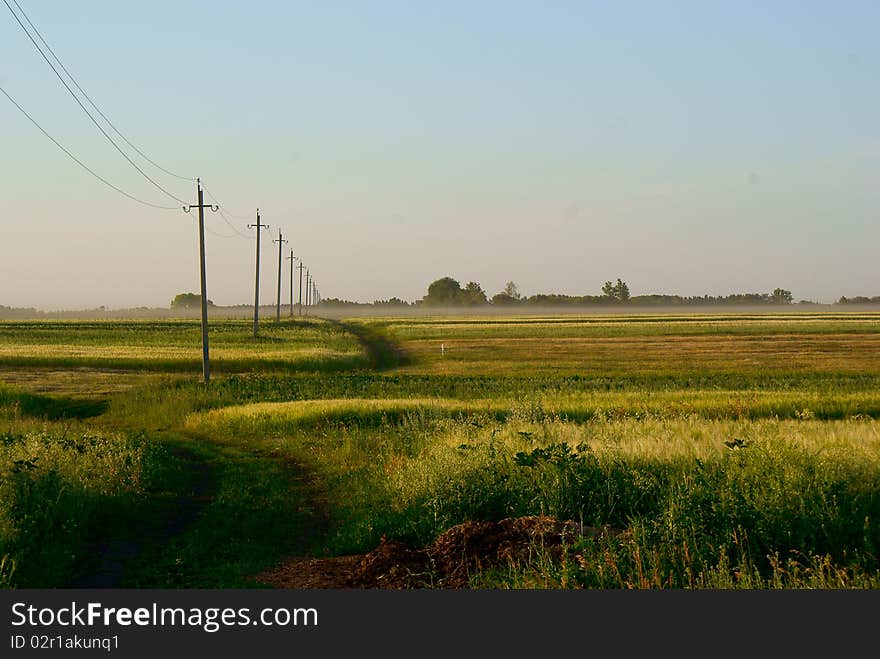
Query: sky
[[1, 0, 878, 309]]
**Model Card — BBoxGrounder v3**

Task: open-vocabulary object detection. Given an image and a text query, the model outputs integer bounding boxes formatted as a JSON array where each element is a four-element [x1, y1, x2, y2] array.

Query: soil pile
[[258, 516, 624, 589]]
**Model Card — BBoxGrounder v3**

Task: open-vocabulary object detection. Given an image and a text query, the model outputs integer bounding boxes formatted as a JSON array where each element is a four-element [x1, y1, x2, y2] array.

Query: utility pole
[[183, 178, 218, 384], [273, 229, 288, 323], [305, 270, 310, 315], [287, 250, 295, 318], [298, 260, 304, 317], [247, 209, 269, 338]]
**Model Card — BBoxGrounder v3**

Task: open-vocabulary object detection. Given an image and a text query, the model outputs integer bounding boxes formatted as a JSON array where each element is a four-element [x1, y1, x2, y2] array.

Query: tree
[[423, 277, 463, 306], [770, 288, 793, 305], [492, 292, 519, 305], [503, 281, 521, 300], [460, 281, 488, 306], [491, 281, 522, 305], [602, 278, 630, 302], [377, 297, 410, 307], [171, 292, 215, 309]]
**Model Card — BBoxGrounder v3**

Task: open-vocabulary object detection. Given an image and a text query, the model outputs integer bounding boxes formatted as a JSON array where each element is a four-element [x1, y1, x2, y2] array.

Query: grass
[[0, 416, 165, 587], [1, 311, 880, 588], [0, 318, 367, 373], [118, 434, 321, 588], [189, 407, 880, 587], [379, 312, 880, 376]]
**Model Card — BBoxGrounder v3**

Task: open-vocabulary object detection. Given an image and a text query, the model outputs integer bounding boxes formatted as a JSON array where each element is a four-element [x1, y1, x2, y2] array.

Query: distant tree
[[461, 281, 488, 306], [492, 292, 519, 305], [491, 281, 522, 305], [523, 293, 606, 306], [503, 281, 521, 300], [770, 288, 794, 305], [321, 298, 370, 308], [373, 297, 411, 307], [171, 292, 214, 309], [602, 278, 630, 302], [423, 277, 463, 306], [837, 295, 880, 305]]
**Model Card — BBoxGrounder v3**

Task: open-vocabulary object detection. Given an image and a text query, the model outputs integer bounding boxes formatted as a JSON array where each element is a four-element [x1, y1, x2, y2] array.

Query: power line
[[4, 0, 189, 205], [0, 84, 178, 210], [204, 224, 239, 239], [202, 185, 252, 221], [200, 184, 256, 239], [213, 207, 254, 239], [10, 0, 195, 183]]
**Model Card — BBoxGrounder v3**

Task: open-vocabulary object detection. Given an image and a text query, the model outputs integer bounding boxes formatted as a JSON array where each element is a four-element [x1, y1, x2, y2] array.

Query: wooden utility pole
[[183, 178, 218, 383], [273, 229, 287, 323], [298, 260, 304, 316], [247, 209, 269, 338], [305, 270, 310, 315], [287, 250, 295, 317]]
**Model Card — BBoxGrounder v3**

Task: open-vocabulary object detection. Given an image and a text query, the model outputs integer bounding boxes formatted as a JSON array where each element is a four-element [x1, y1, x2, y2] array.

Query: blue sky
[[1, 1, 878, 307]]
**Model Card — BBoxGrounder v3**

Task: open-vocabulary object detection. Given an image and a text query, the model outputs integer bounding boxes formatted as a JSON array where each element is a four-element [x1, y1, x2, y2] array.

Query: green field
[[2, 312, 879, 588]]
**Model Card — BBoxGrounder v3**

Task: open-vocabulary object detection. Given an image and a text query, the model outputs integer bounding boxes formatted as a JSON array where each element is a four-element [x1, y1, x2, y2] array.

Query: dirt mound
[[429, 516, 589, 588], [258, 516, 624, 589], [349, 538, 432, 588]]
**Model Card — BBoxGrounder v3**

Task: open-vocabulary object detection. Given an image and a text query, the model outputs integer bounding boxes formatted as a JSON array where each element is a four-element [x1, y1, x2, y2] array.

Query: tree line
[[312, 278, 880, 309], [4, 282, 879, 318]]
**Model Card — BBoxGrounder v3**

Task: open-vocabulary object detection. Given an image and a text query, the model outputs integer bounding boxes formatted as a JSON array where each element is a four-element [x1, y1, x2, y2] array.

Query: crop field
[[1, 311, 880, 589]]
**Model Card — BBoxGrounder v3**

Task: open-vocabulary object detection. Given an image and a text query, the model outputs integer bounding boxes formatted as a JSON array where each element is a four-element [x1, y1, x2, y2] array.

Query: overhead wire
[[200, 184, 255, 239], [202, 184, 253, 220], [204, 224, 239, 239], [10, 0, 195, 183], [216, 207, 256, 239], [3, 3, 309, 265], [0, 84, 179, 210], [3, 0, 189, 205]]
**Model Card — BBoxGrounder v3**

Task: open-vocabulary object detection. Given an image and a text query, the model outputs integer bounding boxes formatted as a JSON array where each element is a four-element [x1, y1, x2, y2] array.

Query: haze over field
[[1, 1, 879, 309]]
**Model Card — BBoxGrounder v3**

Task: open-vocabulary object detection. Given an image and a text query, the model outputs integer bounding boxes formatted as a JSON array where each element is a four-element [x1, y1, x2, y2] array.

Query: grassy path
[[62, 425, 331, 588], [69, 442, 214, 588], [66, 318, 400, 587], [324, 319, 410, 369]]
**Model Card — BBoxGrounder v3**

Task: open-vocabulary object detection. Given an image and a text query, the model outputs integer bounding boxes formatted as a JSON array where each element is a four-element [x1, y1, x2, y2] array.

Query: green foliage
[[771, 288, 794, 304], [422, 278, 488, 306], [0, 424, 163, 587], [838, 296, 880, 305], [461, 281, 488, 306], [423, 277, 463, 306], [602, 278, 631, 302], [492, 282, 522, 305], [170, 293, 214, 309]]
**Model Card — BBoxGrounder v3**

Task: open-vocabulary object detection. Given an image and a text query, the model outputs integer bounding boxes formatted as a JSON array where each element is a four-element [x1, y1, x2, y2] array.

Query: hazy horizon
[[2, 1, 878, 309]]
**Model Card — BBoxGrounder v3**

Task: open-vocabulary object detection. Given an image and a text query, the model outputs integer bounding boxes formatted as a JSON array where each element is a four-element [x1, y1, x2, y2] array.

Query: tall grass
[[187, 401, 880, 587], [0, 413, 165, 587]]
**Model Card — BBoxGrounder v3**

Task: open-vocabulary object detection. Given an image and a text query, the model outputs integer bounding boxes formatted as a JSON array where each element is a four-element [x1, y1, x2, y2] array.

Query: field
[[1, 312, 879, 588]]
